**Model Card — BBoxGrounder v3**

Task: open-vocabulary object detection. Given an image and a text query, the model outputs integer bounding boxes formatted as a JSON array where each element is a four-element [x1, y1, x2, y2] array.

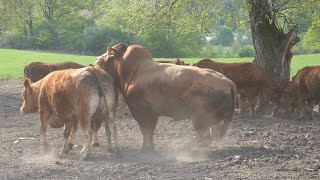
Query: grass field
[[0, 48, 319, 79]]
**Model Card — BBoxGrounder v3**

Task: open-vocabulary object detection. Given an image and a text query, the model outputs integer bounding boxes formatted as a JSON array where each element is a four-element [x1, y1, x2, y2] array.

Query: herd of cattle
[[20, 42, 320, 160]]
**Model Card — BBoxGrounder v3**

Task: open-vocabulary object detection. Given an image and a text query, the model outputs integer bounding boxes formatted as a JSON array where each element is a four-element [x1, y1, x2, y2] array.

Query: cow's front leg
[[247, 96, 256, 118], [39, 110, 49, 153], [296, 97, 307, 120], [132, 110, 158, 152]]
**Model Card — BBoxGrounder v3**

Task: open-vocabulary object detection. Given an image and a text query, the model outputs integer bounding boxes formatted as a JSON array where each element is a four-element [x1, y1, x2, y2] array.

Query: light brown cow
[[96, 43, 237, 150], [24, 61, 85, 82], [20, 66, 119, 160], [193, 59, 281, 117], [157, 59, 189, 65], [280, 66, 320, 119]]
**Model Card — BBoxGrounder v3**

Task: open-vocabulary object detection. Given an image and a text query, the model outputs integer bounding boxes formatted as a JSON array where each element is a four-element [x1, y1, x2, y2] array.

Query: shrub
[[0, 32, 35, 49], [238, 46, 255, 57], [83, 26, 139, 55]]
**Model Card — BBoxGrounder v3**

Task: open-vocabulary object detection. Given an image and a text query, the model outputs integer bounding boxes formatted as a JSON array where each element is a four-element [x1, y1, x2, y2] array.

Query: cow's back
[[129, 61, 237, 122], [292, 66, 320, 97], [39, 68, 101, 120], [194, 59, 274, 89], [24, 61, 85, 82]]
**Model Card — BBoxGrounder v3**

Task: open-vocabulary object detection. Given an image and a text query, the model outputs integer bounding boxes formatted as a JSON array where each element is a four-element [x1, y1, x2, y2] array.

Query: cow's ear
[[107, 47, 117, 57], [24, 78, 31, 87]]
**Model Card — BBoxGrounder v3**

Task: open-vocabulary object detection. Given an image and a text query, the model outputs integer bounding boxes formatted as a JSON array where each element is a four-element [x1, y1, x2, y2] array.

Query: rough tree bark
[[248, 0, 300, 114]]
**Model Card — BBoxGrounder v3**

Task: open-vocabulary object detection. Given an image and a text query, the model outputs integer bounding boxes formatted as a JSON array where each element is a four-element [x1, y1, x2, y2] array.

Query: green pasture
[[0, 48, 319, 79]]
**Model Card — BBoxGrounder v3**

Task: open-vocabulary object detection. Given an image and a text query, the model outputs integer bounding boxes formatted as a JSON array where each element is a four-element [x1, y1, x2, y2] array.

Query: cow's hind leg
[[68, 121, 77, 149], [60, 123, 73, 155], [105, 114, 120, 155], [79, 115, 92, 160], [91, 116, 102, 147]]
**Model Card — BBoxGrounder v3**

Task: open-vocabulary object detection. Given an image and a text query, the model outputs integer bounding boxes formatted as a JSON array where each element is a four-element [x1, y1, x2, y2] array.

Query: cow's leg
[[68, 121, 77, 149], [306, 100, 315, 120], [92, 119, 101, 147], [131, 110, 158, 151], [79, 115, 92, 160], [60, 123, 72, 155], [190, 116, 212, 148], [105, 113, 120, 155], [238, 94, 243, 117], [247, 95, 256, 118], [39, 110, 49, 153]]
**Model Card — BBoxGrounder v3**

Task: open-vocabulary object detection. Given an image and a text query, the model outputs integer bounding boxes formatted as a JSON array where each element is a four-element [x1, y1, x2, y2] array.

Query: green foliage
[[83, 26, 138, 55], [214, 27, 234, 46], [0, 32, 34, 49], [303, 19, 320, 50], [238, 46, 255, 57], [34, 21, 59, 49]]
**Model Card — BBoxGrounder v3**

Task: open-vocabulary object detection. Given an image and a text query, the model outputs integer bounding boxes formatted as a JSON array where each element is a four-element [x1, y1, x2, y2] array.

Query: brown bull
[[24, 61, 85, 82], [280, 66, 320, 119], [96, 43, 237, 150], [20, 66, 119, 160], [193, 59, 280, 117]]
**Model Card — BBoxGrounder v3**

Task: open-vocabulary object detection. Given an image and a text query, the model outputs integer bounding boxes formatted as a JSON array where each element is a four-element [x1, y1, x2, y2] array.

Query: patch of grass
[[0, 49, 95, 79], [0, 48, 319, 79]]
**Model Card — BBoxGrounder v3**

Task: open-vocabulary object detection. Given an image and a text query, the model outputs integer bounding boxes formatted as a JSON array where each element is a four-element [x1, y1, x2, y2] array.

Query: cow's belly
[[47, 114, 67, 128]]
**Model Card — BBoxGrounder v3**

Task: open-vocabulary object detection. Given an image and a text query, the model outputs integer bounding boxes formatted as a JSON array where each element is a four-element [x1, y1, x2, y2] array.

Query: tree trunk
[[248, 0, 300, 114]]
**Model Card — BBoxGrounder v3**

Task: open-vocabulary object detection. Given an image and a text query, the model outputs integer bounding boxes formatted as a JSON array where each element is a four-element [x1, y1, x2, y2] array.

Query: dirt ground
[[1, 79, 320, 180]]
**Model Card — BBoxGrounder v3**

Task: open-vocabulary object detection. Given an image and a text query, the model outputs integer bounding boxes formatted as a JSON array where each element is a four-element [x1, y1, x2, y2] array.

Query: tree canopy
[[0, 0, 319, 57]]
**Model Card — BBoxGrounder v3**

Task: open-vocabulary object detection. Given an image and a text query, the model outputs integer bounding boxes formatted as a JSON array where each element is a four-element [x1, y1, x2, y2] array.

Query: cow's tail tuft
[[230, 86, 237, 112]]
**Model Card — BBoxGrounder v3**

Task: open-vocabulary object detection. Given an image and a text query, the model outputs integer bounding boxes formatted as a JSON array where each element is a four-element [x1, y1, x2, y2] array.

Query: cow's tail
[[86, 65, 108, 108], [230, 85, 237, 112], [86, 65, 118, 113], [209, 84, 237, 139]]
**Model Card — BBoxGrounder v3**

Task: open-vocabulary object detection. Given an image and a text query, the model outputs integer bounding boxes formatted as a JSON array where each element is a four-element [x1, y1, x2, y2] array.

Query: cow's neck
[[116, 58, 142, 98], [31, 81, 42, 110]]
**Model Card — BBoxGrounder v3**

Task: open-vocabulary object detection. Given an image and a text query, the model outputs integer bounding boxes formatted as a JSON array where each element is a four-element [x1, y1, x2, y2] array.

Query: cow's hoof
[[60, 149, 70, 155], [140, 146, 154, 153], [68, 143, 74, 150], [80, 153, 90, 161], [41, 143, 51, 154], [107, 147, 115, 153], [114, 148, 122, 158], [92, 143, 100, 147]]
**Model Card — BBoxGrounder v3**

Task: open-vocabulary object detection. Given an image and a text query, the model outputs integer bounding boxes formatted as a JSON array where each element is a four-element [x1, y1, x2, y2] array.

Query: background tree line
[[0, 0, 319, 59]]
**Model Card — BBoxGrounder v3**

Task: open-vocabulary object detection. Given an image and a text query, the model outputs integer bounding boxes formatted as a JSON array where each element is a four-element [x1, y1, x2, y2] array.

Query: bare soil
[[1, 79, 320, 180]]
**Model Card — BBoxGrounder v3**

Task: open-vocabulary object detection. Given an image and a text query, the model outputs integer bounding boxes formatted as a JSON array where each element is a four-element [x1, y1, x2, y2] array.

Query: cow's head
[[20, 79, 38, 114], [278, 84, 297, 112], [96, 43, 128, 73]]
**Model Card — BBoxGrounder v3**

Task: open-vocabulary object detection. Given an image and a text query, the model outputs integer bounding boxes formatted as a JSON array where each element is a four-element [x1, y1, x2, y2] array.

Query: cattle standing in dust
[[280, 66, 320, 120], [24, 62, 108, 149], [157, 59, 189, 66], [24, 61, 85, 82], [20, 66, 119, 160], [193, 59, 281, 118], [96, 43, 237, 151]]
